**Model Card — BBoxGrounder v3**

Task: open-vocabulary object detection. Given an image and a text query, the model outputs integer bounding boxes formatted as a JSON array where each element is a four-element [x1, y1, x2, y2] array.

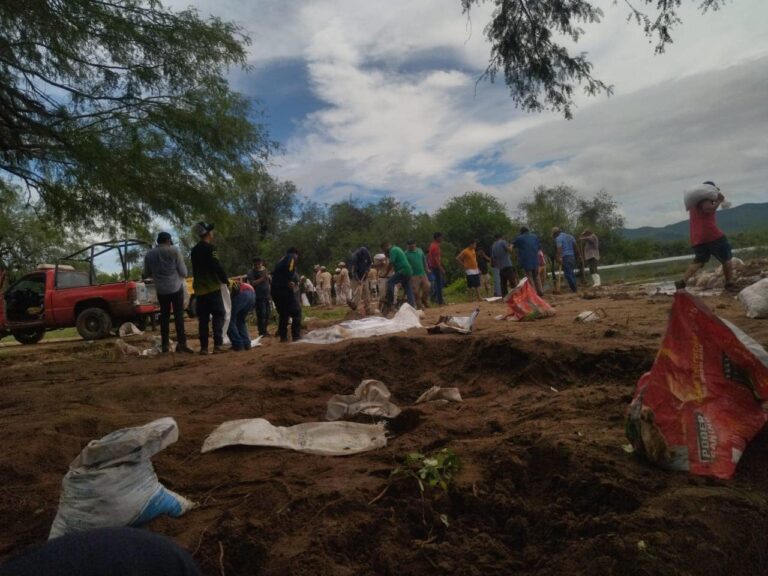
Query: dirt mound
[[1, 292, 768, 575]]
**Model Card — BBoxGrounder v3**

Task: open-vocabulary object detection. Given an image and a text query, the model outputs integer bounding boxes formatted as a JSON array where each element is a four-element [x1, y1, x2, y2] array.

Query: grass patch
[[43, 327, 80, 340]]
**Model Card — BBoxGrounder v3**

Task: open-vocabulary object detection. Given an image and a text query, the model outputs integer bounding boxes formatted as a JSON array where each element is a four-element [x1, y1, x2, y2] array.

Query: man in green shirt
[[406, 240, 430, 309], [380, 241, 415, 315]]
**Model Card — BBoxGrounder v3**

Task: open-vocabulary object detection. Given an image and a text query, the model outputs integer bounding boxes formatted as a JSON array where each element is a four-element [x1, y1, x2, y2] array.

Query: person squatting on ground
[[579, 229, 601, 287], [676, 181, 736, 291], [190, 222, 229, 354], [491, 233, 518, 296], [513, 227, 545, 297], [456, 240, 481, 302], [271, 247, 302, 342], [553, 227, 578, 293], [406, 240, 431, 309], [247, 257, 271, 337], [476, 245, 492, 297], [427, 232, 446, 305], [227, 279, 255, 351], [0, 527, 203, 576], [381, 241, 415, 313], [142, 232, 194, 354]]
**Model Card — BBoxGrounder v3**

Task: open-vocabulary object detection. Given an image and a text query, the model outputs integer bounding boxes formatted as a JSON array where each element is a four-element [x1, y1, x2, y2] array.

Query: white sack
[[118, 322, 143, 337], [415, 386, 463, 404], [221, 283, 232, 346], [326, 380, 401, 421], [738, 278, 768, 319], [201, 418, 387, 456], [301, 303, 423, 344], [684, 183, 719, 211], [427, 308, 480, 334], [49, 417, 194, 539]]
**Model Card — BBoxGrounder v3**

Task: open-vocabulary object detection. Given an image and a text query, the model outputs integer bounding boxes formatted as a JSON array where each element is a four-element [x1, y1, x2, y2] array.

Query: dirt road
[[1, 283, 767, 575]]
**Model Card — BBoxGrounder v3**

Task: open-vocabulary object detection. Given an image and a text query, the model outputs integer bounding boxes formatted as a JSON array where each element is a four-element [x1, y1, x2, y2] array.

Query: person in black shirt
[[271, 248, 302, 342], [190, 222, 228, 354], [247, 257, 271, 337]]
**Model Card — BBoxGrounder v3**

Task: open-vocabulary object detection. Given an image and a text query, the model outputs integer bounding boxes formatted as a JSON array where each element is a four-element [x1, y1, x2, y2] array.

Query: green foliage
[[0, 0, 275, 232], [435, 191, 513, 251], [394, 448, 461, 493], [0, 186, 75, 285], [462, 0, 727, 118]]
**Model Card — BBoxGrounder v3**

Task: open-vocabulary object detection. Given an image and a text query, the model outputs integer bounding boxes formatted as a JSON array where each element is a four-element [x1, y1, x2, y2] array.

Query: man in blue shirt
[[513, 227, 544, 296], [553, 227, 578, 293], [491, 233, 518, 296]]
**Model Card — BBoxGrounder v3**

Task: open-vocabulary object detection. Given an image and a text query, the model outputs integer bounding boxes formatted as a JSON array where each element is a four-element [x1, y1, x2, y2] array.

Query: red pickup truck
[[0, 241, 159, 344]]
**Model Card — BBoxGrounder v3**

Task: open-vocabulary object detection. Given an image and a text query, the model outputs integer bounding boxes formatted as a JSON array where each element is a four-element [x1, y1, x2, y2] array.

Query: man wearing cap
[[380, 241, 415, 314], [271, 247, 302, 342], [247, 257, 271, 337], [318, 266, 332, 307], [552, 227, 578, 293], [143, 232, 194, 353], [190, 222, 229, 354], [338, 262, 351, 302]]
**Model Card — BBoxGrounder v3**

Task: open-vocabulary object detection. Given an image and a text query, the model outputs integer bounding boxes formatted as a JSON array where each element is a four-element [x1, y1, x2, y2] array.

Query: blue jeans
[[430, 268, 444, 304], [386, 272, 415, 308], [254, 297, 271, 336], [562, 255, 577, 292], [227, 289, 255, 350]]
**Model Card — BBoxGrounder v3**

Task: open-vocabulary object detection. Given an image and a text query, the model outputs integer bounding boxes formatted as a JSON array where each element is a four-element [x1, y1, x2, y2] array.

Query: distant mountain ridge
[[621, 202, 768, 242]]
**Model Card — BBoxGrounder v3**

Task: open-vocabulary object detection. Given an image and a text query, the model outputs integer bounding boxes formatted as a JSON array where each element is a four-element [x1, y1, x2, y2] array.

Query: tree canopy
[[0, 0, 275, 231], [462, 0, 727, 118]]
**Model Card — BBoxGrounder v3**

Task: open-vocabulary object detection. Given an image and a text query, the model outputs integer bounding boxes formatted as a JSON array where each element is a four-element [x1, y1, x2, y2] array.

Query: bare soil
[[1, 275, 768, 576]]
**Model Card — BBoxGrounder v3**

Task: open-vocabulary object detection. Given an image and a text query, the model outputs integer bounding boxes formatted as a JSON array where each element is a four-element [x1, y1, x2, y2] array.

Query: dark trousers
[[386, 272, 415, 308], [158, 287, 186, 350], [430, 268, 445, 304], [272, 289, 301, 341], [255, 297, 271, 336], [500, 266, 518, 296], [196, 290, 225, 350]]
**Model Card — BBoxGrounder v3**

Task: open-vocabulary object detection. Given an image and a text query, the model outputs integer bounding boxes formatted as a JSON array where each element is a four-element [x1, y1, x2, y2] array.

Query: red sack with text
[[504, 278, 555, 321], [626, 291, 768, 478]]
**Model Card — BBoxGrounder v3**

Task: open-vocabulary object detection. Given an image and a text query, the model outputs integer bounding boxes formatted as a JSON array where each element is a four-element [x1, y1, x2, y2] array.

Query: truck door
[[4, 273, 46, 325]]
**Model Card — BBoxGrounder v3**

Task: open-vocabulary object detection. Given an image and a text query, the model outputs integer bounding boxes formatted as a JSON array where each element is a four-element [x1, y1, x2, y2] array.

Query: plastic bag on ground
[[301, 303, 423, 344], [415, 386, 463, 404], [118, 322, 143, 337], [326, 380, 401, 421], [504, 278, 556, 321], [49, 417, 195, 539], [738, 278, 768, 319], [201, 419, 387, 456], [626, 292, 768, 479], [575, 309, 606, 322], [427, 309, 480, 335]]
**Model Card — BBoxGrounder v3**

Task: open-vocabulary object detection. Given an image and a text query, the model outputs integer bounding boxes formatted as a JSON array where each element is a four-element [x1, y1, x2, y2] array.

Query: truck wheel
[[13, 327, 45, 345], [76, 307, 112, 340]]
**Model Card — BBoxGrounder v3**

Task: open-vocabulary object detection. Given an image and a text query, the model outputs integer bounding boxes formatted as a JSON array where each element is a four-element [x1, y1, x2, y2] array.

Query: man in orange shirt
[[676, 181, 735, 291], [456, 240, 481, 302]]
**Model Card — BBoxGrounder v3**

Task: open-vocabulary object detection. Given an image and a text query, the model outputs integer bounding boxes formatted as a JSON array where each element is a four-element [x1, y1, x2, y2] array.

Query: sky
[[167, 0, 768, 228]]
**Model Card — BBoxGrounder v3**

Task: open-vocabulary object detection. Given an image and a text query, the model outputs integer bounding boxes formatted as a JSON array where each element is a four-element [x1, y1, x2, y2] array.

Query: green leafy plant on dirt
[[370, 448, 461, 528]]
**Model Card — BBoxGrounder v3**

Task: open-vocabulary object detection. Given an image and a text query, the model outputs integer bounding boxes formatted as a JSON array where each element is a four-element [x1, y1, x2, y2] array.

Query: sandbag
[[221, 283, 232, 346], [302, 303, 422, 344], [738, 278, 768, 319], [49, 418, 194, 539], [427, 309, 480, 334], [504, 278, 555, 321], [626, 292, 768, 479], [201, 419, 387, 456], [326, 380, 401, 421], [684, 182, 719, 211]]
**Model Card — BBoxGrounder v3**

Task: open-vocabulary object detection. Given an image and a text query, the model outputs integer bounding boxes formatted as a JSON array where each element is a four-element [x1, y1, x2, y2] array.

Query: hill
[[621, 202, 768, 241]]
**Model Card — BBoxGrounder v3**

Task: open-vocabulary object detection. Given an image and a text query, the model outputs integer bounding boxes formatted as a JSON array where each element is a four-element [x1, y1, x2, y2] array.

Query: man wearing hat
[[143, 232, 194, 353], [190, 222, 229, 354], [338, 261, 351, 303]]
